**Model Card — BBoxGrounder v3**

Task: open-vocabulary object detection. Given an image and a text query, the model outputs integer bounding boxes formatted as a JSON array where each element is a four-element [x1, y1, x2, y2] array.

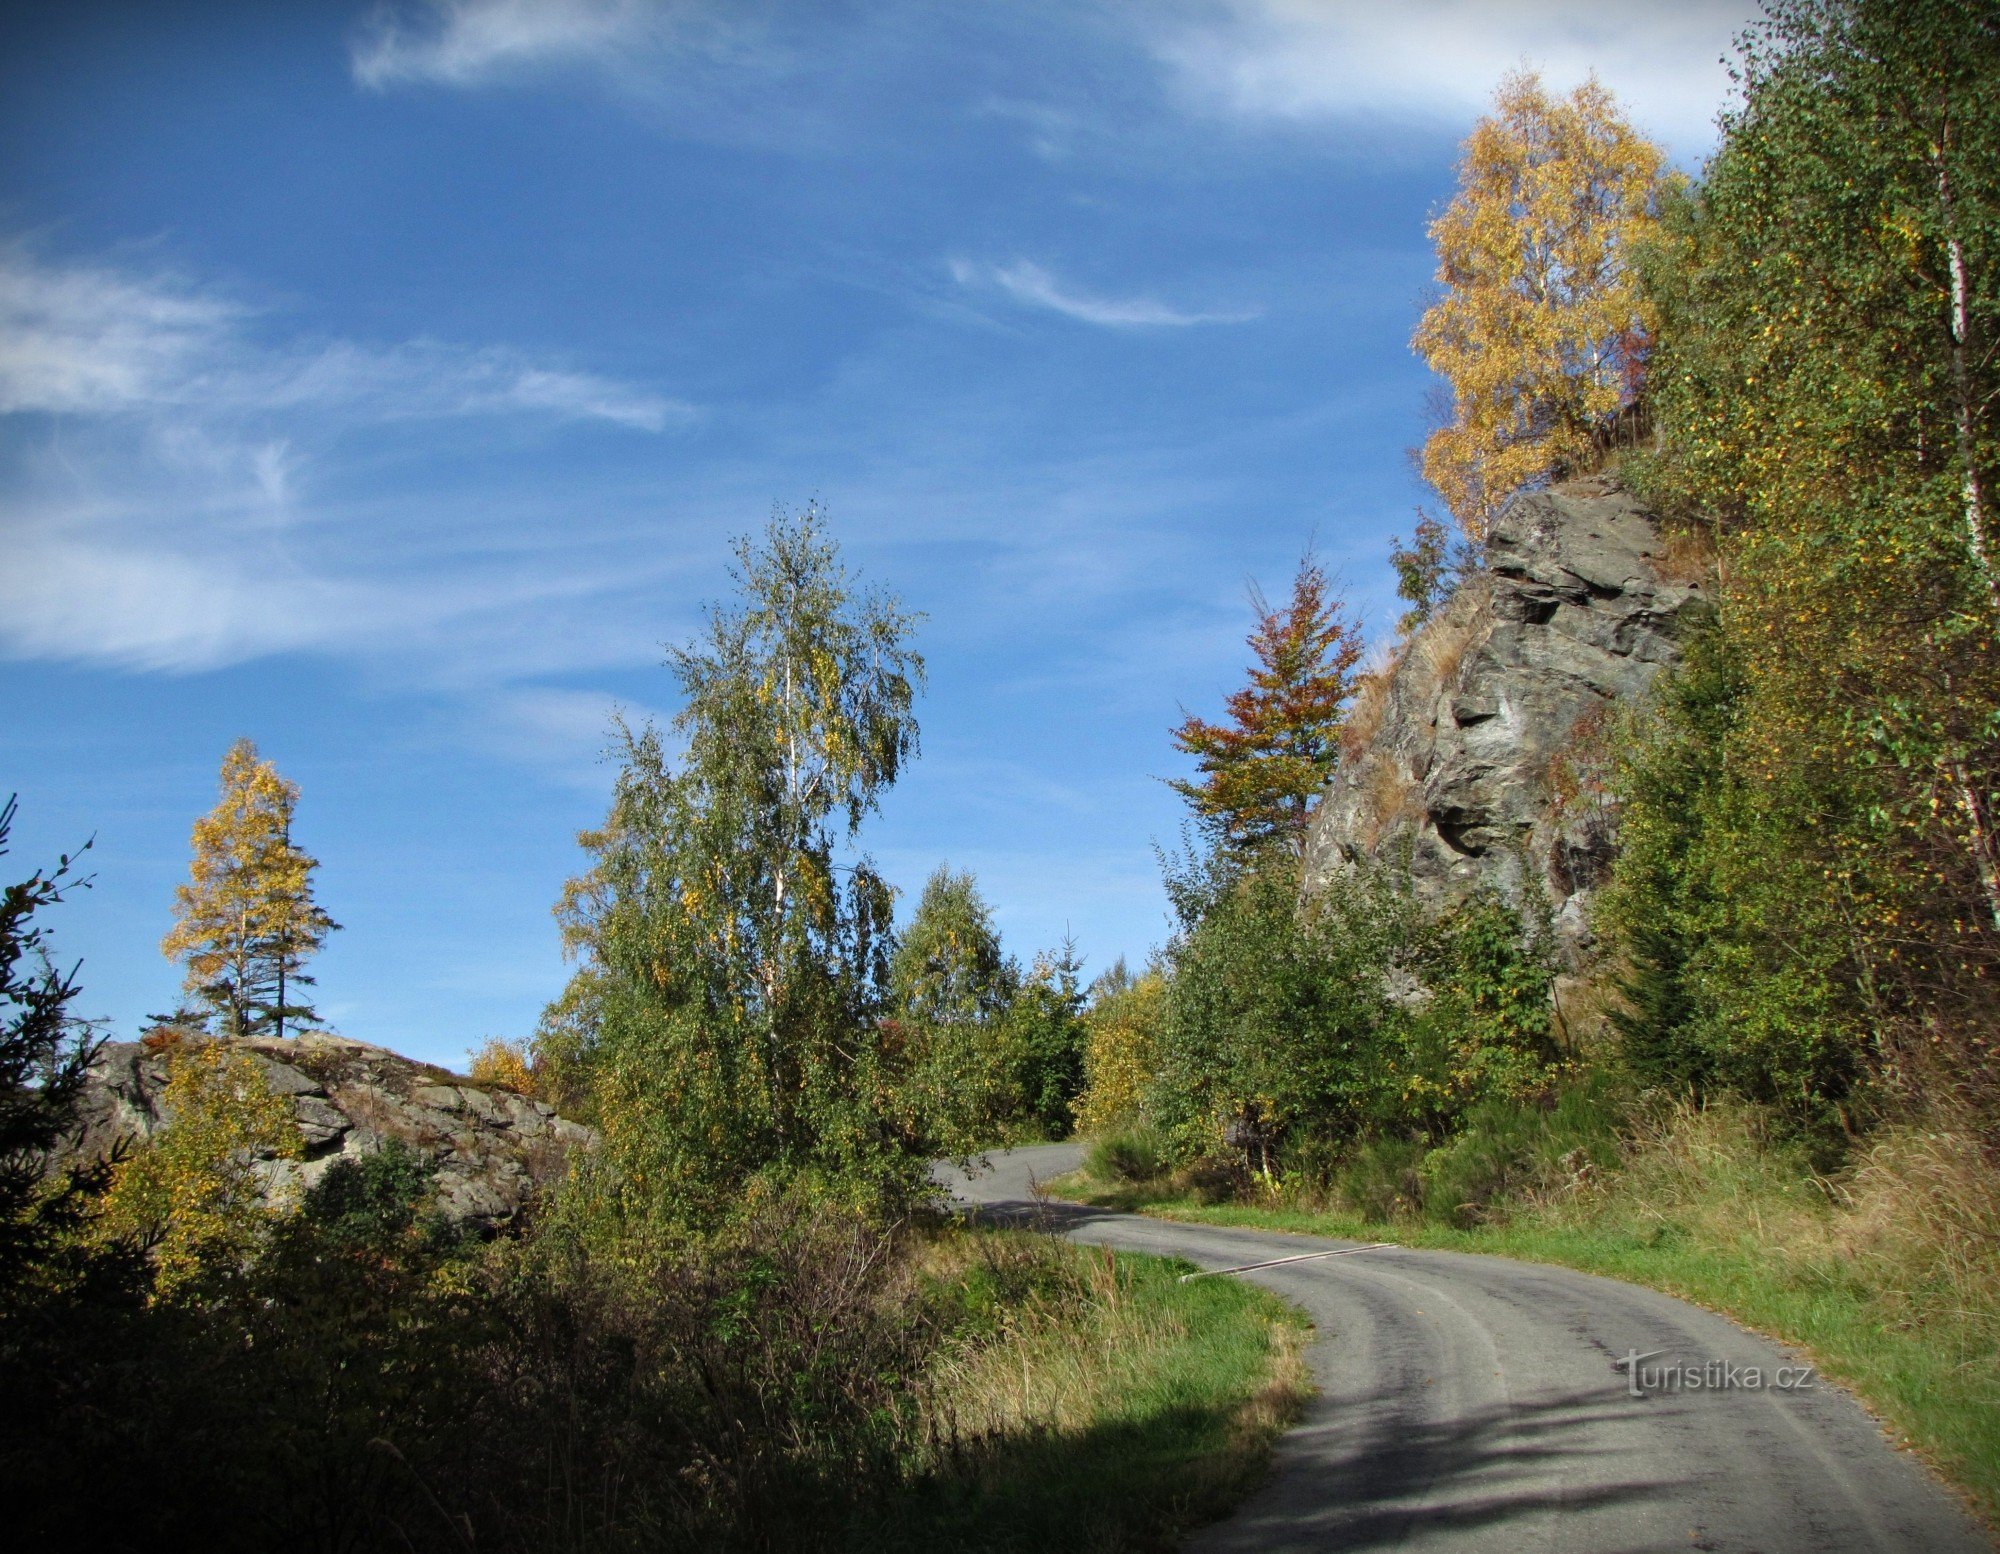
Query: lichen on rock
[[1303, 475, 1707, 959], [74, 1031, 595, 1231]]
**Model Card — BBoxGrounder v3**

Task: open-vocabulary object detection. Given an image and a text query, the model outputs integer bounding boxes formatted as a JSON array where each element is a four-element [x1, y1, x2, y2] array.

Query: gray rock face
[[74, 1032, 595, 1231], [1302, 476, 1707, 958]]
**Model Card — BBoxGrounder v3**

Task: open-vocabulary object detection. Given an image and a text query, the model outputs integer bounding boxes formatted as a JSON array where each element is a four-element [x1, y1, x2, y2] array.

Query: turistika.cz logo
[[1615, 1350, 1817, 1398]]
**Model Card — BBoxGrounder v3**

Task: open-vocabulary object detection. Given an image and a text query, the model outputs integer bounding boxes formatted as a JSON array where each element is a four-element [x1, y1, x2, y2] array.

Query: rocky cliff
[[1303, 476, 1707, 958], [76, 1032, 594, 1230]]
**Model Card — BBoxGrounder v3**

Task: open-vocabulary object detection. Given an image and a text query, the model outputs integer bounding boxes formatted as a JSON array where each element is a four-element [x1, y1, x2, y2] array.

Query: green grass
[[881, 1229, 1311, 1552], [1049, 1113, 2000, 1535]]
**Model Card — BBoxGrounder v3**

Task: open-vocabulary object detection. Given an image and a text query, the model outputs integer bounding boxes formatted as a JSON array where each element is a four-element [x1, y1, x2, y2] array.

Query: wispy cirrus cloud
[[0, 241, 691, 676], [352, 0, 663, 89], [1138, 1, 1755, 152], [949, 258, 1259, 329], [0, 245, 687, 430]]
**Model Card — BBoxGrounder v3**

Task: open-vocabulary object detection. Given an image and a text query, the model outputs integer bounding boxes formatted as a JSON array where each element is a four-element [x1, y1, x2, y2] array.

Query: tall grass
[[895, 1229, 1309, 1551], [5, 1165, 1307, 1553]]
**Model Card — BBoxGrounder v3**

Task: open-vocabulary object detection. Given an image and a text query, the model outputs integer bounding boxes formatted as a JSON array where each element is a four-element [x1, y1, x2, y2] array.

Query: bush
[[1150, 850, 1416, 1171], [1326, 1135, 1428, 1221], [1087, 1129, 1168, 1185]]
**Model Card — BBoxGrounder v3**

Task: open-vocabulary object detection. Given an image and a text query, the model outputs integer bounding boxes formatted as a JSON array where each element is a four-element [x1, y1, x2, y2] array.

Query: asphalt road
[[934, 1142, 1992, 1554]]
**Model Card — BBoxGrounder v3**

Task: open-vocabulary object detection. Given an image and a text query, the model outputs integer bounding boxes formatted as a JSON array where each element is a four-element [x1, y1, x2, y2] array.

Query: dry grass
[[1412, 604, 1483, 690], [1359, 759, 1422, 853], [1340, 666, 1396, 762], [1653, 519, 1720, 585], [1833, 1120, 2000, 1353], [904, 1229, 1312, 1547]]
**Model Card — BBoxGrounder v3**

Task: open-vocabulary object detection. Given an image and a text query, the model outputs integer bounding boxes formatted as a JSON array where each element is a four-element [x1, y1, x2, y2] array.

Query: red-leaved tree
[[1170, 556, 1364, 856]]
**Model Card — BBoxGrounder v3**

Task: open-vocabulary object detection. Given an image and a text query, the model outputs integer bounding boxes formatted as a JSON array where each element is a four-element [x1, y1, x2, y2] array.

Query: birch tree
[[553, 504, 924, 1216], [1414, 71, 1666, 537]]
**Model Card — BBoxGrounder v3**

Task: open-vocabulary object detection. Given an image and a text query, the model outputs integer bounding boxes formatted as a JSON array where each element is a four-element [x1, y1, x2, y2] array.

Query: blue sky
[[1, 0, 1753, 1069]]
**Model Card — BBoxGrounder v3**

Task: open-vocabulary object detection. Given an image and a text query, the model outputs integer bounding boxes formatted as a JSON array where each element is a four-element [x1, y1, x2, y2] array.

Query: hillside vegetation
[[5, 0, 1994, 1544], [1068, 0, 2000, 1522]]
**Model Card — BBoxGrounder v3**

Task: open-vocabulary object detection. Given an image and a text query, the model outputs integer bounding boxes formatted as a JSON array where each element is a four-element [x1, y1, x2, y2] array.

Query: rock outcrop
[[76, 1032, 594, 1230], [1303, 476, 1707, 958]]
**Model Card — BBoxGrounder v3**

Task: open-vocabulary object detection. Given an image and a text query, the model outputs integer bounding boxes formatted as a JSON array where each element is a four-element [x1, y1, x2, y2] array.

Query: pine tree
[[1169, 553, 1364, 855], [1413, 70, 1666, 537], [162, 740, 338, 1040]]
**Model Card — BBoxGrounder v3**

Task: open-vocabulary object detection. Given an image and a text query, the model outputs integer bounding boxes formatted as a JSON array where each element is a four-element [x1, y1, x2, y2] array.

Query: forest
[[4, 0, 1997, 1545]]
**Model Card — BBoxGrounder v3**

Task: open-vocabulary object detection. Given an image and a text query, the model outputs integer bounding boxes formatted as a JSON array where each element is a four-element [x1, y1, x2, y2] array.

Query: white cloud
[[0, 246, 688, 431], [1141, 1, 1757, 153], [949, 258, 1259, 329], [0, 242, 694, 677], [0, 524, 399, 672], [352, 0, 665, 89], [463, 685, 676, 790], [0, 251, 242, 415], [262, 340, 690, 431]]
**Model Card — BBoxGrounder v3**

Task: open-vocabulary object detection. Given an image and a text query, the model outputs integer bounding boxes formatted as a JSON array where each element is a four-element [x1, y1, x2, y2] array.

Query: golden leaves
[[161, 739, 335, 1035], [1414, 70, 1666, 537]]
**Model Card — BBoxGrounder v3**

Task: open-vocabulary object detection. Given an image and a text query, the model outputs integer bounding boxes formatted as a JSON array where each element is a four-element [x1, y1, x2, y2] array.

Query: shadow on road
[[1203, 1382, 1678, 1552], [951, 1193, 1682, 1553]]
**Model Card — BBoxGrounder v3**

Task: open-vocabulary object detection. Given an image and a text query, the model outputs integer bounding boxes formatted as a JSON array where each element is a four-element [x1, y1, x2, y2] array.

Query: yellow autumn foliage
[[162, 739, 337, 1039], [100, 1041, 302, 1297], [468, 1036, 536, 1096], [1072, 972, 1164, 1137], [1414, 70, 1666, 537]]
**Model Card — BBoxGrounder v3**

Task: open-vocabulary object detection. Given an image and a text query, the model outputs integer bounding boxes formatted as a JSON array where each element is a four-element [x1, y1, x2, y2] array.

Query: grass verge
[[885, 1228, 1311, 1551], [1054, 1105, 2000, 1533]]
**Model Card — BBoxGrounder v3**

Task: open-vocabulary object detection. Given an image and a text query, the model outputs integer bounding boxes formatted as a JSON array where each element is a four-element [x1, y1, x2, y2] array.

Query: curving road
[[935, 1143, 1992, 1554]]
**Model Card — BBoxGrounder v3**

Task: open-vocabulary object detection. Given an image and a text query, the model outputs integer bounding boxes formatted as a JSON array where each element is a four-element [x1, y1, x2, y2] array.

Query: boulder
[[73, 1031, 595, 1232], [1302, 475, 1707, 958]]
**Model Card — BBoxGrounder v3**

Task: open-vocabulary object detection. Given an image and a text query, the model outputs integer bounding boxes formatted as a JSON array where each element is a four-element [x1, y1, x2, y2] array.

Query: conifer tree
[[163, 740, 338, 1040], [1413, 71, 1666, 536], [1169, 554, 1364, 856], [889, 866, 1014, 1029]]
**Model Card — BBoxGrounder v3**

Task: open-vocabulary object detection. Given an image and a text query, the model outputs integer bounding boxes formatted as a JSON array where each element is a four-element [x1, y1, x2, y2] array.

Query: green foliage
[[1624, 0, 2000, 1114], [1411, 1082, 1623, 1227], [551, 503, 927, 1225], [1085, 1128, 1169, 1185], [1147, 835, 1565, 1175], [886, 866, 1021, 1151], [1395, 890, 1561, 1130], [0, 797, 107, 1310], [1321, 1135, 1429, 1222], [1597, 622, 1872, 1115], [1150, 849, 1415, 1170], [295, 1137, 448, 1252], [1387, 510, 1475, 633], [891, 866, 1015, 1027], [1001, 940, 1088, 1138]]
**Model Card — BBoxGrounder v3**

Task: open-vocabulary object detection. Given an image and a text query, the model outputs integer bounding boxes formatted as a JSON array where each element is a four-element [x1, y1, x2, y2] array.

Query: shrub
[[98, 1040, 301, 1296], [1327, 1135, 1428, 1221], [1087, 1129, 1169, 1185]]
